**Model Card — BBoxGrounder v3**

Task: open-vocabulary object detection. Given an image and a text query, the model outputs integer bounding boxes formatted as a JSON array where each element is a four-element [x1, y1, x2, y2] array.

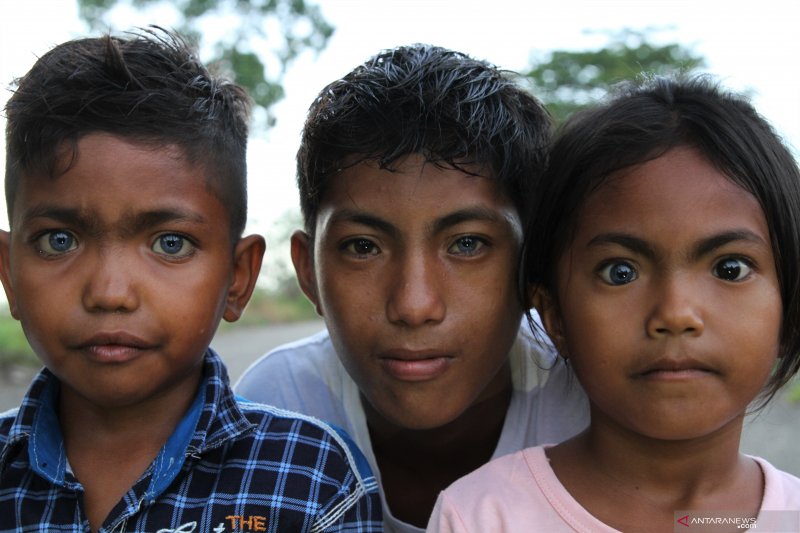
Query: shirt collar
[[1, 349, 252, 500]]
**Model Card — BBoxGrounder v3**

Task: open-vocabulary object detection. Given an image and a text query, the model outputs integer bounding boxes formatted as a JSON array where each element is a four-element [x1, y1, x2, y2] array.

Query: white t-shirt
[[428, 445, 800, 533], [235, 321, 589, 533]]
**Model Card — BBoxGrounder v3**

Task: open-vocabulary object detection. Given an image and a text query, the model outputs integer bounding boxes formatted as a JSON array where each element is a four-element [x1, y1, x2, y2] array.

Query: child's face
[[293, 154, 523, 430], [0, 133, 261, 409], [541, 146, 782, 441]]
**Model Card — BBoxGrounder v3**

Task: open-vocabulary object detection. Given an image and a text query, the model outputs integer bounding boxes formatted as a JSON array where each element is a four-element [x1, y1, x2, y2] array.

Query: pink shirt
[[427, 446, 800, 532]]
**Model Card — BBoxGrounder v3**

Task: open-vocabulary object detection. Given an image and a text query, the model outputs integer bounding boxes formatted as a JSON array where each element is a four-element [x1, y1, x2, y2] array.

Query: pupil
[[612, 264, 632, 283], [719, 260, 740, 279], [162, 235, 182, 252], [50, 232, 71, 251]]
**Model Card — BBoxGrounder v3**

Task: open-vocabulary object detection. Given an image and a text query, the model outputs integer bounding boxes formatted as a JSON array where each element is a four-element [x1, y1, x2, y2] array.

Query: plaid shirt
[[0, 350, 382, 532]]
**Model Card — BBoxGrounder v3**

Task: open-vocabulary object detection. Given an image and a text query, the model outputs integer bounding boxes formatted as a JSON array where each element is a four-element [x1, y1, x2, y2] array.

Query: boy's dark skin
[[292, 142, 523, 529], [0, 32, 264, 531], [362, 380, 512, 524], [267, 44, 559, 527], [0, 131, 264, 533]]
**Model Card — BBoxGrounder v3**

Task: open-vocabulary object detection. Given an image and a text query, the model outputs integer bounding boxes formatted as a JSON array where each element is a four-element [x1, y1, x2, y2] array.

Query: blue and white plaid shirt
[[0, 349, 382, 532]]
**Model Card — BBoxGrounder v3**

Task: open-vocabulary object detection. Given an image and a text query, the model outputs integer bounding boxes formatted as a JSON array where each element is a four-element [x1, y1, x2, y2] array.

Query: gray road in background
[[0, 320, 325, 415], [1, 319, 797, 475]]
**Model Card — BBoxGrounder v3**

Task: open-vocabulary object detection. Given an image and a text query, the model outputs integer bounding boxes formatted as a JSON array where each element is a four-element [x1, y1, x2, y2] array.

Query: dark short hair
[[296, 43, 552, 236], [4, 27, 251, 239], [524, 75, 800, 404]]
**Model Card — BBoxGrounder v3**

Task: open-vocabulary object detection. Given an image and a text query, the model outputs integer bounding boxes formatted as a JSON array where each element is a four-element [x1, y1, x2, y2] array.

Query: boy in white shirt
[[236, 43, 589, 532]]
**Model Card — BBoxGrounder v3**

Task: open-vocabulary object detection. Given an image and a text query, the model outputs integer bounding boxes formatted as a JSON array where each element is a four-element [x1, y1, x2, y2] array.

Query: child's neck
[[363, 377, 513, 528], [547, 411, 764, 533], [59, 367, 202, 533]]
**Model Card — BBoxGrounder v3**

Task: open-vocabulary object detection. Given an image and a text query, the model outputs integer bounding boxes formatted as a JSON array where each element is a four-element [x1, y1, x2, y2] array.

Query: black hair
[[296, 43, 552, 239], [524, 75, 800, 404], [4, 27, 251, 240]]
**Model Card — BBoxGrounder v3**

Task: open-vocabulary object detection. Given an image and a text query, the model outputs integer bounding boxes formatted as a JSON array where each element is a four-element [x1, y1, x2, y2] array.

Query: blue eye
[[713, 257, 752, 281], [35, 230, 78, 256], [342, 238, 380, 257], [152, 233, 194, 258], [448, 236, 486, 256], [598, 261, 638, 285]]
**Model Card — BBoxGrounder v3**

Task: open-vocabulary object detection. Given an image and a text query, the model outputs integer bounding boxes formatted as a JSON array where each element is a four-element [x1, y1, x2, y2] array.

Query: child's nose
[[81, 247, 140, 313], [645, 277, 704, 338], [386, 252, 446, 327]]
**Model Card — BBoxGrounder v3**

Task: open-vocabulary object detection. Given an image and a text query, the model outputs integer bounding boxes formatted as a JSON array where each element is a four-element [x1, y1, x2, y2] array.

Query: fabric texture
[[234, 320, 590, 533], [426, 445, 800, 533], [0, 349, 382, 533]]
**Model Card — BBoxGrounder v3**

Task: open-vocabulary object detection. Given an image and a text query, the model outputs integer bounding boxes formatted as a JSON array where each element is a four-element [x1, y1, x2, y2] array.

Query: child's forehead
[[12, 134, 227, 223], [42, 134, 217, 195], [71, 133, 191, 168], [331, 154, 507, 198], [596, 148, 745, 198], [574, 147, 765, 238], [315, 156, 523, 245]]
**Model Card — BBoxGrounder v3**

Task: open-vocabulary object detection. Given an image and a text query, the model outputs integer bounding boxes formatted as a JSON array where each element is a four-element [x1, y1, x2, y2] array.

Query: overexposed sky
[[2, 0, 799, 246]]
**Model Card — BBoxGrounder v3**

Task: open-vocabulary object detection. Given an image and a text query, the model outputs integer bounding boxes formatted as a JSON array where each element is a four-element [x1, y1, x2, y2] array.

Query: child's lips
[[636, 357, 717, 380], [74, 333, 156, 363], [379, 349, 454, 382]]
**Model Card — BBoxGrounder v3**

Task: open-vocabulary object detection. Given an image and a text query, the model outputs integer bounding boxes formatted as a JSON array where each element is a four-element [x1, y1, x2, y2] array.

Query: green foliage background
[[524, 29, 706, 123], [0, 313, 35, 369], [77, 0, 334, 125]]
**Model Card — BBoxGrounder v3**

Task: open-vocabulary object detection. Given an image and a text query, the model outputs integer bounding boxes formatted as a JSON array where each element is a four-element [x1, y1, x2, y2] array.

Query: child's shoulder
[[753, 456, 800, 509], [0, 407, 18, 445], [213, 399, 379, 523], [235, 399, 374, 478], [158, 356, 381, 528], [236, 398, 340, 438], [0, 376, 43, 452], [430, 446, 586, 532], [204, 351, 374, 488], [442, 445, 544, 502]]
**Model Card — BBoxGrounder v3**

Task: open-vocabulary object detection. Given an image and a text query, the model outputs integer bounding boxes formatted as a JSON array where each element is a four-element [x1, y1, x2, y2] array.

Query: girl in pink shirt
[[428, 76, 800, 533]]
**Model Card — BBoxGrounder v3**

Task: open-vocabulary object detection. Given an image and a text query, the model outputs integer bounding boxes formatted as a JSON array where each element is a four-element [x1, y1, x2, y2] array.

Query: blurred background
[[0, 0, 798, 472]]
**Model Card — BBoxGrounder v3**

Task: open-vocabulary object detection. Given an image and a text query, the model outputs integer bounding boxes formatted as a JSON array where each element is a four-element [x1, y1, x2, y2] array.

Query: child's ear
[[222, 234, 266, 322], [530, 285, 568, 358], [290, 230, 323, 316], [0, 230, 19, 320]]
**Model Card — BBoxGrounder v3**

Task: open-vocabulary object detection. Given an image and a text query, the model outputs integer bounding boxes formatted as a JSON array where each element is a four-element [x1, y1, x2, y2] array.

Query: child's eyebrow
[[330, 206, 511, 238], [586, 230, 768, 260], [330, 210, 398, 238], [122, 209, 208, 235], [689, 230, 769, 260], [432, 207, 506, 234], [20, 205, 208, 235], [586, 233, 656, 260], [21, 206, 94, 229]]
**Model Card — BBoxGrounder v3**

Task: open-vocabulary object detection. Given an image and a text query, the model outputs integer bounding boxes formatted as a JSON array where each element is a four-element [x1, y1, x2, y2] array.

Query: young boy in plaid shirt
[[0, 28, 380, 533]]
